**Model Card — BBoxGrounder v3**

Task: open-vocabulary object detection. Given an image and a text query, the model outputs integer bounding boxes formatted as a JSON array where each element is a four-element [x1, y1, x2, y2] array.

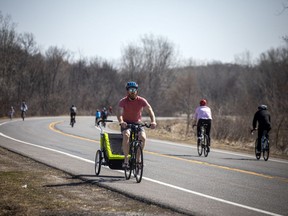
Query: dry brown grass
[[0, 147, 185, 216]]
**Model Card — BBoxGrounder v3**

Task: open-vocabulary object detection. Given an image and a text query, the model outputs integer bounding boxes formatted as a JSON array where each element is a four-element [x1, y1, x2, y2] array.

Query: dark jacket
[[252, 109, 271, 130]]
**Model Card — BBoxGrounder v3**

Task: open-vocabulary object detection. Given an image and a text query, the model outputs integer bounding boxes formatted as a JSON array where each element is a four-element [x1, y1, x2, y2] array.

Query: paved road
[[0, 116, 287, 216]]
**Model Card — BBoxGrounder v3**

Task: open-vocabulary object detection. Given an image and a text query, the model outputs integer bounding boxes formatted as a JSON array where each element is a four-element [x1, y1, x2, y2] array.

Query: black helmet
[[126, 81, 138, 90], [258, 105, 267, 110]]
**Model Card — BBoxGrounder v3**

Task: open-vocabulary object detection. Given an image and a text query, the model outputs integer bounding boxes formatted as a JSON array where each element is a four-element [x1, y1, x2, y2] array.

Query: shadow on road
[[43, 174, 125, 188], [222, 157, 257, 161]]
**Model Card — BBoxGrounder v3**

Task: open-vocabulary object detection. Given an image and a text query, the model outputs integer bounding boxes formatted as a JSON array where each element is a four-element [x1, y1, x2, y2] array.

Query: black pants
[[257, 128, 270, 152], [197, 119, 211, 143]]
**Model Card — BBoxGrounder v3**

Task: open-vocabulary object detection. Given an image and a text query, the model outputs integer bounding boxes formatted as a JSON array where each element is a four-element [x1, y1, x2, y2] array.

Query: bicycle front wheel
[[95, 150, 102, 176], [203, 135, 209, 157], [263, 139, 269, 161], [124, 161, 132, 180], [124, 146, 133, 180], [197, 138, 203, 156], [134, 144, 144, 183]]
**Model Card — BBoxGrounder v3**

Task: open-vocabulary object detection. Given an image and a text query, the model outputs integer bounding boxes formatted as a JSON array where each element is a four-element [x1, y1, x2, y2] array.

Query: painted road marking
[[0, 120, 286, 216], [50, 121, 288, 183], [0, 130, 283, 216]]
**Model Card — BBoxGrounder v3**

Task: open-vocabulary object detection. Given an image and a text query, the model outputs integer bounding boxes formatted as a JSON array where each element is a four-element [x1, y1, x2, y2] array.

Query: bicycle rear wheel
[[95, 150, 102, 175], [197, 138, 203, 156], [263, 139, 269, 161], [134, 144, 144, 183], [255, 138, 260, 160], [203, 135, 209, 157]]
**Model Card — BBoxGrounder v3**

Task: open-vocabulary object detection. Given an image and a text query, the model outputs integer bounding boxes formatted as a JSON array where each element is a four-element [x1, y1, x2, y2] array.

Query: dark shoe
[[207, 147, 210, 153]]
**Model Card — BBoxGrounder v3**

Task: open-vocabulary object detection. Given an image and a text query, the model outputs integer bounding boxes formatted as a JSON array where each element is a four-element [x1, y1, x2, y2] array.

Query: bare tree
[[120, 34, 178, 115], [277, 0, 288, 15], [169, 68, 198, 134]]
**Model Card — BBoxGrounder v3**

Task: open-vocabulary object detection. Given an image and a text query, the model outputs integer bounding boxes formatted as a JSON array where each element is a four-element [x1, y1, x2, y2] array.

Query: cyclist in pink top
[[193, 99, 212, 151], [117, 81, 157, 168]]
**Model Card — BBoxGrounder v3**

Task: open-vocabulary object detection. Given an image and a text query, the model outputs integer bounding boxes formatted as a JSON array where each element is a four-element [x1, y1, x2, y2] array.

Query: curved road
[[0, 116, 287, 216]]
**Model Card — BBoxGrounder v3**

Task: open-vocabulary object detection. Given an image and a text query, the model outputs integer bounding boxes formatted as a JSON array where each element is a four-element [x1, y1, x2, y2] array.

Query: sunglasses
[[128, 88, 137, 93]]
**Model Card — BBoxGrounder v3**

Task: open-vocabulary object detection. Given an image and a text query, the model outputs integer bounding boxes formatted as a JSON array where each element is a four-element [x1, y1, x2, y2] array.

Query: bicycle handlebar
[[125, 122, 151, 129], [97, 119, 113, 126]]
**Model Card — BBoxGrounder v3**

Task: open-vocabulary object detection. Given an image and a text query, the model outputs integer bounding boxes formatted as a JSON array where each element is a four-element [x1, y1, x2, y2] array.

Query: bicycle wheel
[[124, 161, 132, 180], [263, 139, 269, 161], [124, 146, 133, 180], [255, 138, 260, 160], [203, 135, 209, 157], [197, 138, 203, 156], [134, 144, 144, 183], [95, 150, 102, 176]]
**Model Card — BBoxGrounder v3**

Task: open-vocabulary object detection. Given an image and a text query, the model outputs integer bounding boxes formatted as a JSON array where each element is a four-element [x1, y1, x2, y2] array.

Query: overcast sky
[[1, 0, 288, 64]]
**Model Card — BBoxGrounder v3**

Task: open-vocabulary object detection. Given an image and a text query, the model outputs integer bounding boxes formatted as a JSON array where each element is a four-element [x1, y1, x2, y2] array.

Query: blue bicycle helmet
[[126, 81, 138, 90]]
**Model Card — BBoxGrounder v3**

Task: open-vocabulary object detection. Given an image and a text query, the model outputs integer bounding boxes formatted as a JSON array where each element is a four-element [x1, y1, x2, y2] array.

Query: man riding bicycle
[[117, 81, 157, 168], [70, 105, 77, 125], [20, 101, 28, 120], [251, 105, 271, 154], [193, 99, 212, 152]]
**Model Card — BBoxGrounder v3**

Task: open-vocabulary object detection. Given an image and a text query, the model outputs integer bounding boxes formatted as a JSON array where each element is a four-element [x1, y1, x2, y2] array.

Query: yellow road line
[[49, 121, 288, 183], [49, 121, 99, 143], [145, 151, 279, 179]]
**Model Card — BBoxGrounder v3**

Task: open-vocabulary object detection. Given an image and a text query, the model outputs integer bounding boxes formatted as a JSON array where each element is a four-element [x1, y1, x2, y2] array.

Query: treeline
[[1, 12, 287, 154]]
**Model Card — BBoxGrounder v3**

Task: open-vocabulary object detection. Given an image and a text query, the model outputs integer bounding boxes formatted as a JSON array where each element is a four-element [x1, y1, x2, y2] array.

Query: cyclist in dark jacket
[[252, 105, 271, 153], [70, 105, 77, 125]]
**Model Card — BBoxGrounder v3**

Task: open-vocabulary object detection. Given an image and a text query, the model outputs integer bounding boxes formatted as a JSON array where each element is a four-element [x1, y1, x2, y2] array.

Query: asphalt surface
[[0, 116, 287, 216]]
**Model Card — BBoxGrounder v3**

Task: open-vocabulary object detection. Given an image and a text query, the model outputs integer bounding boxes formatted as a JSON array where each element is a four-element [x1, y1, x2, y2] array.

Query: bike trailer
[[100, 133, 124, 169]]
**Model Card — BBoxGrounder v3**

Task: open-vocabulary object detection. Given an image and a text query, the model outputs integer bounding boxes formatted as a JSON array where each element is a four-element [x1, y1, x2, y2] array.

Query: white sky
[[1, 0, 288, 64]]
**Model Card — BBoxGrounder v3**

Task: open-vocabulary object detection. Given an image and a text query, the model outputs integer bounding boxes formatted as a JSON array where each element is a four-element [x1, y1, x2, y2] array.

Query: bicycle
[[251, 129, 269, 161], [21, 111, 26, 121], [194, 123, 210, 157], [124, 123, 150, 183], [70, 115, 76, 127]]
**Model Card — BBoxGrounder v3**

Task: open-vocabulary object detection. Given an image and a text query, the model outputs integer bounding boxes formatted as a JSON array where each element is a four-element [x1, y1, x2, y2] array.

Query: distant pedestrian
[[8, 106, 15, 120]]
